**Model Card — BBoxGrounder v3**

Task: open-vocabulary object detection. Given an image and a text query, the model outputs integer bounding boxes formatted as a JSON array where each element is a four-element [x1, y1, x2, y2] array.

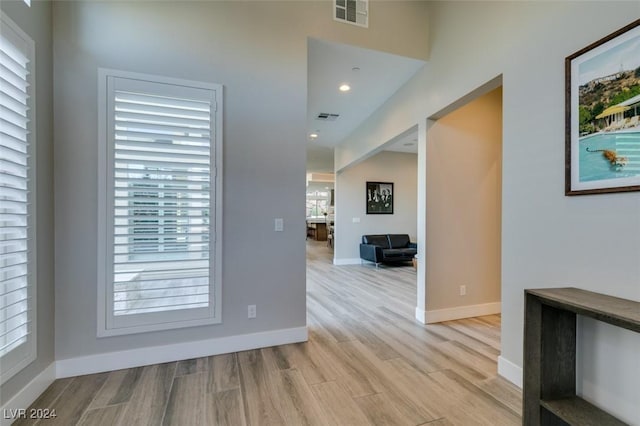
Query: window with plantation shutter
[[0, 12, 36, 384], [334, 0, 368, 28], [98, 70, 222, 336]]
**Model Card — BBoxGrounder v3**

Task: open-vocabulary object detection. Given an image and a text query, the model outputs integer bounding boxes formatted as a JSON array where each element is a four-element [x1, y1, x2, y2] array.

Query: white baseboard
[[0, 363, 56, 426], [425, 302, 501, 324], [333, 258, 361, 265], [415, 306, 426, 324], [56, 326, 308, 378], [498, 355, 522, 388]]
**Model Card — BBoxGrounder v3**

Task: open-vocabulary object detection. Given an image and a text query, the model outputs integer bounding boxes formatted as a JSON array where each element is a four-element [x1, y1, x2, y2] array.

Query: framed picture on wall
[[565, 19, 640, 195], [366, 181, 394, 214]]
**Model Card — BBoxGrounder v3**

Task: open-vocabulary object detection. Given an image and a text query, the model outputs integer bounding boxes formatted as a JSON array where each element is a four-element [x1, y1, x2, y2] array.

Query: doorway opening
[[418, 79, 503, 336]]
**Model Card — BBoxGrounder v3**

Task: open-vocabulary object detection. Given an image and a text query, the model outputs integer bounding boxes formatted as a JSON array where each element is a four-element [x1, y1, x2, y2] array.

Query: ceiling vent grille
[[316, 113, 340, 121], [334, 0, 368, 28]]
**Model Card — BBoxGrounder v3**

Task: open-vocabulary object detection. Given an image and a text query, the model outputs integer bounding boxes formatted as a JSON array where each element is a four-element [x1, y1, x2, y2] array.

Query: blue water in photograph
[[579, 131, 640, 182]]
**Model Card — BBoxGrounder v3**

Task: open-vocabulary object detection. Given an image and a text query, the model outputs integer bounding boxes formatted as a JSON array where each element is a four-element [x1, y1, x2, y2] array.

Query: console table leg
[[524, 293, 577, 426]]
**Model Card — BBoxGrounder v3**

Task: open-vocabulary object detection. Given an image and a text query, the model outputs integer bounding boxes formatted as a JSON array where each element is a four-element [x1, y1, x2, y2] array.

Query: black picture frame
[[366, 181, 394, 214], [565, 19, 640, 195]]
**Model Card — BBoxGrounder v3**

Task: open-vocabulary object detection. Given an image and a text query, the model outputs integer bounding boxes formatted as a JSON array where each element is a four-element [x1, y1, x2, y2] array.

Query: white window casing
[[0, 12, 37, 384], [98, 69, 222, 337]]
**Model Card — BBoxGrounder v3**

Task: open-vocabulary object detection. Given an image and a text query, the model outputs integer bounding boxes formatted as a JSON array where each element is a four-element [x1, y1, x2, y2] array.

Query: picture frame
[[565, 19, 640, 195], [366, 181, 393, 214]]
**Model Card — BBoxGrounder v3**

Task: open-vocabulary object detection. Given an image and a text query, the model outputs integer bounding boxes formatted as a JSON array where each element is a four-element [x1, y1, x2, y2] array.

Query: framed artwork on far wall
[[366, 181, 393, 214], [565, 19, 640, 195]]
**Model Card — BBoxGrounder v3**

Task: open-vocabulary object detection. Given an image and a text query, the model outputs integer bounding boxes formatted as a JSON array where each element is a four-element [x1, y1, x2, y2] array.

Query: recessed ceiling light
[[352, 67, 360, 72], [339, 84, 351, 92], [309, 133, 318, 139]]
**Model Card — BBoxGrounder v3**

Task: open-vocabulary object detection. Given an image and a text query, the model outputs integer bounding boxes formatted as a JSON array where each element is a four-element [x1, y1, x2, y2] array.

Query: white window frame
[[97, 69, 223, 337], [0, 11, 37, 384]]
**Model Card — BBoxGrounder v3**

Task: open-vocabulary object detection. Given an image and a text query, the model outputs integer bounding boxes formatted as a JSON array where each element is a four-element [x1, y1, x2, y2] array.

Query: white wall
[[52, 1, 429, 362], [0, 0, 55, 406], [426, 88, 502, 312], [335, 151, 417, 262], [336, 2, 640, 423]]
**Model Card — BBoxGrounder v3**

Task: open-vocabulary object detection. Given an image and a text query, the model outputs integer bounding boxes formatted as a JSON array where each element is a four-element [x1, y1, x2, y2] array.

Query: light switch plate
[[275, 218, 284, 231]]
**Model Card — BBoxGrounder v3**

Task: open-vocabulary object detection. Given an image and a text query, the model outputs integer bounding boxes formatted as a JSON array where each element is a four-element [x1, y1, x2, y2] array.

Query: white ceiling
[[384, 128, 418, 154], [306, 38, 425, 170]]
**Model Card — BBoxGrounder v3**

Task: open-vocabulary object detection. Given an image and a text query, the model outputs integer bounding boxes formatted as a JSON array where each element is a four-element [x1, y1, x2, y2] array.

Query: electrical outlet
[[460, 285, 466, 296], [248, 305, 256, 319]]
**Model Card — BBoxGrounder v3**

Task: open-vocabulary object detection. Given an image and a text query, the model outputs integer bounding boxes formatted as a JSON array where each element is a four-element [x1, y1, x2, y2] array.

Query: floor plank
[[78, 404, 126, 426], [119, 362, 176, 426]]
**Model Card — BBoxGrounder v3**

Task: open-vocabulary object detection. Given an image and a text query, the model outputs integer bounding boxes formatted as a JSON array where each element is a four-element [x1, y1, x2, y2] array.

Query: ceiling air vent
[[316, 113, 340, 121], [334, 0, 368, 28]]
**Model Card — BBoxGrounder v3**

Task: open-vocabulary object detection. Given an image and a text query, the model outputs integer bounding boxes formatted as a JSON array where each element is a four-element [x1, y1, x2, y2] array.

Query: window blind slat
[[115, 110, 210, 127], [115, 101, 211, 121], [114, 280, 208, 292], [114, 248, 208, 257], [114, 233, 208, 241], [0, 118, 30, 142], [0, 333, 29, 354], [115, 224, 206, 232], [0, 160, 28, 179], [0, 64, 28, 94], [115, 150, 209, 163], [0, 95, 28, 118], [115, 92, 210, 111], [115, 130, 210, 145], [114, 159, 209, 172], [114, 140, 211, 155], [0, 76, 28, 103], [115, 120, 211, 137], [0, 108, 27, 132], [114, 260, 208, 269], [0, 315, 29, 339], [0, 51, 28, 80], [114, 166, 209, 178]]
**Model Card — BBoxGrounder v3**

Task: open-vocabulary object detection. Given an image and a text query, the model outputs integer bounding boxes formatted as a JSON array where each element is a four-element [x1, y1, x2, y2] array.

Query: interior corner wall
[[0, 0, 54, 405], [335, 2, 640, 423], [334, 151, 417, 262], [426, 88, 502, 312]]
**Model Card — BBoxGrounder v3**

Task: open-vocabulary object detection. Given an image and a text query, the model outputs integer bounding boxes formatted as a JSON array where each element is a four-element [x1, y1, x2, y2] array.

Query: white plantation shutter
[[0, 13, 36, 383], [99, 71, 222, 336]]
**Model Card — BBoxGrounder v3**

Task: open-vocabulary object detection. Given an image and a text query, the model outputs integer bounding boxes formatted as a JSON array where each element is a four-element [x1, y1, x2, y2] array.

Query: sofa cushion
[[388, 234, 410, 249], [362, 234, 390, 249], [383, 248, 417, 258]]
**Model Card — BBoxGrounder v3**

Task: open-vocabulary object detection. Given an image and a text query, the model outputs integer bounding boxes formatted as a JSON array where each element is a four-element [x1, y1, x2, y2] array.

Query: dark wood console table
[[524, 287, 639, 426]]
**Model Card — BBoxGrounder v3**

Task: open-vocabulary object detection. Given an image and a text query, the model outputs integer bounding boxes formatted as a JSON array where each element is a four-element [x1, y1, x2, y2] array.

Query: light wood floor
[[17, 241, 521, 425]]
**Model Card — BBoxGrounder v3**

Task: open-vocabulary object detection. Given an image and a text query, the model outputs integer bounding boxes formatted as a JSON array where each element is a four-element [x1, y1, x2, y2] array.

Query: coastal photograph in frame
[[366, 181, 393, 214], [566, 19, 640, 195]]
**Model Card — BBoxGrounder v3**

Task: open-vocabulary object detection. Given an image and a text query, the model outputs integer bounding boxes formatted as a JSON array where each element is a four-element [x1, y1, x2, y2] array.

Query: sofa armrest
[[408, 242, 417, 249], [360, 244, 383, 263]]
